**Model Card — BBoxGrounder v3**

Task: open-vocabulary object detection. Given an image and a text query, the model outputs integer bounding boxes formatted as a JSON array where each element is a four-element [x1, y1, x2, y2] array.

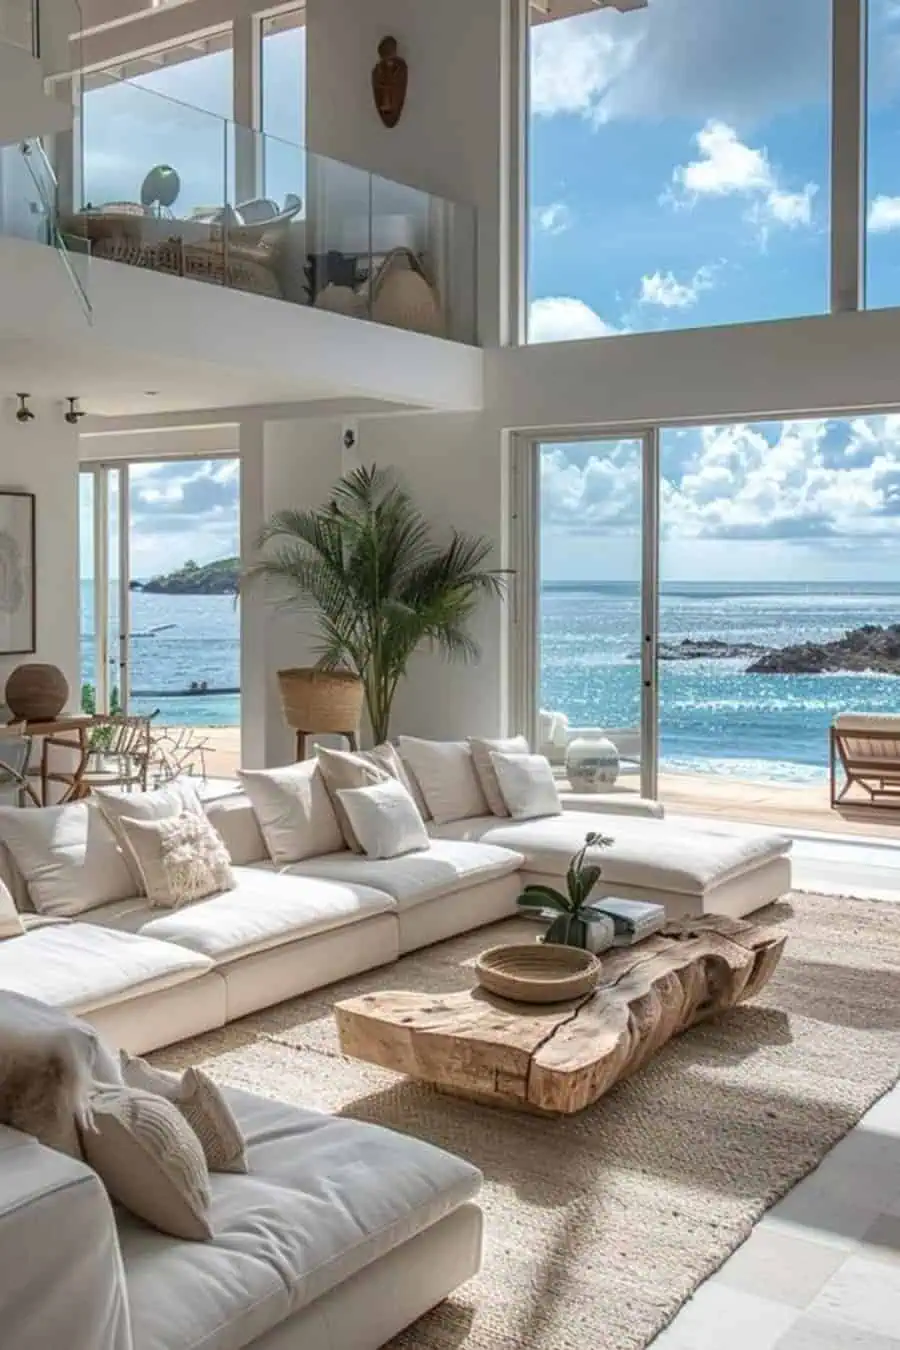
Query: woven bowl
[[475, 943, 600, 1004]]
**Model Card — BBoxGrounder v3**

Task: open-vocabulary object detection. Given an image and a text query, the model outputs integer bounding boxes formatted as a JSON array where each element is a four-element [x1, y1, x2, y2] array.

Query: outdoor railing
[[70, 76, 478, 343]]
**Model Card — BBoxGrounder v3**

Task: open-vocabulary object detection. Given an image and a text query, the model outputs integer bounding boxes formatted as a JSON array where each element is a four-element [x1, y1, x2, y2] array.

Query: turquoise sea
[[80, 580, 900, 784]]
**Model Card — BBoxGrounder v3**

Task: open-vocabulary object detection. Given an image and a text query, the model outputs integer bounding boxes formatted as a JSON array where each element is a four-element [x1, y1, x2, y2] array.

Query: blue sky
[[78, 4, 900, 585], [532, 0, 900, 582]]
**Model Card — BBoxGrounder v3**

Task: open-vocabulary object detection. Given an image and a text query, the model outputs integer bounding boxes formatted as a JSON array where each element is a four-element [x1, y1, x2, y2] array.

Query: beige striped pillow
[[119, 1052, 247, 1174], [83, 1086, 212, 1241]]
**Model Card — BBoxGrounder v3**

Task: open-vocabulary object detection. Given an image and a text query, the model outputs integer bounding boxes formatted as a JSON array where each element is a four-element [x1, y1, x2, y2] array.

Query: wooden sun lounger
[[830, 714, 900, 808]]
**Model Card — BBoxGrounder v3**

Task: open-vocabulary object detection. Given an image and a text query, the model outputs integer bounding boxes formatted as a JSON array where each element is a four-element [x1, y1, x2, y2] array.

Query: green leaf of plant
[[575, 866, 604, 906], [519, 886, 570, 913]]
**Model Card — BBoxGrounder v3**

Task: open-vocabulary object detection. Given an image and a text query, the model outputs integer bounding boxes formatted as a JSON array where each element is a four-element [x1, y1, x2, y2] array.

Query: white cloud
[[529, 297, 619, 344], [868, 194, 900, 233], [535, 202, 573, 234], [670, 121, 817, 230], [639, 266, 715, 309], [530, 0, 828, 126], [540, 417, 900, 546]]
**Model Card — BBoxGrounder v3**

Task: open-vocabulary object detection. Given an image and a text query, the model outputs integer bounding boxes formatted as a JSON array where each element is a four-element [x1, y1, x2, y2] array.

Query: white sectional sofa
[[0, 777, 791, 1056], [0, 1087, 483, 1350]]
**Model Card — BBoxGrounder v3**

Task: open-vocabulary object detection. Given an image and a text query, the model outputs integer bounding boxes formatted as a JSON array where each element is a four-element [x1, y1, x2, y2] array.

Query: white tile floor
[[650, 827, 900, 1349]]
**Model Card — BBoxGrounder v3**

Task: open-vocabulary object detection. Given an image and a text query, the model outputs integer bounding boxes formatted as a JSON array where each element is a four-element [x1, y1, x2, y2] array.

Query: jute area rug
[[155, 893, 900, 1350]]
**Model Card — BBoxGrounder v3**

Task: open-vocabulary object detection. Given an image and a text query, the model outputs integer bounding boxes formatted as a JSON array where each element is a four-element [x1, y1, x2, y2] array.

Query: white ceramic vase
[[565, 735, 620, 791]]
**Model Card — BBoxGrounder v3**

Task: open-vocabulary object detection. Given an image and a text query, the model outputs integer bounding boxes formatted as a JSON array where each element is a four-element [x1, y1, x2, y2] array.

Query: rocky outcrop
[[747, 624, 900, 675], [140, 557, 239, 595], [655, 638, 767, 662]]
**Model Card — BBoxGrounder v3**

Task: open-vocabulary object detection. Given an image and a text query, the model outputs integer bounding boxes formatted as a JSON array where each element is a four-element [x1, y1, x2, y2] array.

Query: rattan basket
[[277, 668, 364, 734], [475, 943, 600, 1004]]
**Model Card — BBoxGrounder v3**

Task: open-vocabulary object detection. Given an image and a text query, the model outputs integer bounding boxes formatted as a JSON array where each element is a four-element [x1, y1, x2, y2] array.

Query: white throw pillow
[[397, 736, 489, 825], [0, 801, 135, 916], [82, 1085, 212, 1241], [0, 877, 24, 940], [120, 1052, 247, 1174], [118, 811, 236, 910], [94, 780, 204, 892], [489, 751, 562, 821], [237, 761, 344, 866], [468, 735, 531, 816], [336, 778, 430, 859], [316, 746, 391, 852]]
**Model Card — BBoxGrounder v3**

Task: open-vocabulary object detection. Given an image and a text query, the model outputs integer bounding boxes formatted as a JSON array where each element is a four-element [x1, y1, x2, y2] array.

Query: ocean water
[[542, 581, 900, 784], [80, 585, 240, 727], [80, 580, 900, 783]]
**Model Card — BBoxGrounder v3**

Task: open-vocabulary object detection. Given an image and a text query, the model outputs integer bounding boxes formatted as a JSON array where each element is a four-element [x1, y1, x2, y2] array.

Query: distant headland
[[132, 557, 239, 595]]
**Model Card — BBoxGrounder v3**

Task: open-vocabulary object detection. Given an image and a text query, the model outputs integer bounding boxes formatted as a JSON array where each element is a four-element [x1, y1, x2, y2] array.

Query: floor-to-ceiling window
[[531, 434, 658, 800], [523, 411, 900, 824], [261, 8, 306, 207], [527, 0, 831, 343], [80, 457, 240, 759], [82, 33, 234, 214], [866, 0, 900, 306]]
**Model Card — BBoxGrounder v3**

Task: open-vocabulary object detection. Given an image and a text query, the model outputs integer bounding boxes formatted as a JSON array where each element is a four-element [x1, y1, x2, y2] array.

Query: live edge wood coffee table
[[335, 915, 786, 1116]]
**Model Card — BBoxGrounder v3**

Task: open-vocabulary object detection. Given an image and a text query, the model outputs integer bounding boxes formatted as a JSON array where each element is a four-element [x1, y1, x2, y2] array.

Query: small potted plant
[[516, 831, 614, 950]]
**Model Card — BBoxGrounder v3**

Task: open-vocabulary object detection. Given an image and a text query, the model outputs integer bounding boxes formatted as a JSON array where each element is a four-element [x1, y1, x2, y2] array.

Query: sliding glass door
[[80, 456, 240, 753], [79, 464, 129, 716], [526, 432, 659, 799]]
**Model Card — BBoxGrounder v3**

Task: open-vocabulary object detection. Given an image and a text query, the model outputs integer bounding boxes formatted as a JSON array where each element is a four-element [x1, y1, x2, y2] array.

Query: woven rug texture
[[154, 893, 900, 1350]]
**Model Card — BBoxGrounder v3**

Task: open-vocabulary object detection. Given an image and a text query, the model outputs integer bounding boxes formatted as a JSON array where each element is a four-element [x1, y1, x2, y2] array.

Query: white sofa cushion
[[0, 801, 135, 916], [0, 924, 213, 1013], [121, 1054, 247, 1175], [397, 736, 488, 824], [468, 735, 530, 816], [337, 778, 430, 859], [118, 1086, 481, 1350], [316, 745, 391, 851], [83, 1085, 212, 1241], [93, 779, 204, 891], [490, 751, 561, 820], [204, 792, 268, 865], [428, 813, 790, 897], [237, 762, 344, 866], [0, 877, 24, 940], [119, 868, 395, 963], [283, 838, 523, 911], [119, 811, 236, 909]]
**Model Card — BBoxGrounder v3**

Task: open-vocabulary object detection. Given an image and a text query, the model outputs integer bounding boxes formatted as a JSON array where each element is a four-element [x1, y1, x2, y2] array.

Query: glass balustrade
[[70, 77, 477, 343]]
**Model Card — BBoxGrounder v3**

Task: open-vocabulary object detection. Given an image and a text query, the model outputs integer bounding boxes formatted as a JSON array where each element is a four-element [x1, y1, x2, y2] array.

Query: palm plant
[[517, 831, 614, 947], [248, 464, 507, 744]]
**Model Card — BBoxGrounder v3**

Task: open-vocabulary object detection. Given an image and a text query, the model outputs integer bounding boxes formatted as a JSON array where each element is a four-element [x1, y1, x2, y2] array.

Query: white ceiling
[[0, 333, 402, 417]]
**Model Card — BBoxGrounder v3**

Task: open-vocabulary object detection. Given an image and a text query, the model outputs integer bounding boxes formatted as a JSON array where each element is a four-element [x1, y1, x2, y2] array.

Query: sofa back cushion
[[0, 802, 135, 917], [93, 779, 204, 893], [0, 877, 24, 940], [316, 746, 390, 852], [0, 841, 30, 912], [397, 736, 489, 825], [489, 750, 562, 821], [237, 761, 344, 866], [468, 735, 531, 817], [204, 792, 268, 865]]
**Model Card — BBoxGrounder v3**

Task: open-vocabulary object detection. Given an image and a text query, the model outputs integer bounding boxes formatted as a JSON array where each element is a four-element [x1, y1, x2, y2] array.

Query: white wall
[[241, 407, 509, 766], [305, 0, 508, 347], [0, 399, 80, 708], [487, 308, 900, 431]]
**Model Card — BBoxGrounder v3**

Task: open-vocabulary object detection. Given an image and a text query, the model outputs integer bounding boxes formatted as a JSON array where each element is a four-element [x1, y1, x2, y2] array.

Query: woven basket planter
[[277, 668, 364, 734]]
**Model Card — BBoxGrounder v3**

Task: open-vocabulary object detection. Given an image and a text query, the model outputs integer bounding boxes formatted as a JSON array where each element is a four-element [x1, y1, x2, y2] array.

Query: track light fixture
[[15, 394, 34, 423], [64, 397, 85, 425]]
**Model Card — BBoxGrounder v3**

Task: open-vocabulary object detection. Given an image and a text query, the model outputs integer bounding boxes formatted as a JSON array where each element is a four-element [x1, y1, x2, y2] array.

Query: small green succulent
[[516, 830, 614, 948]]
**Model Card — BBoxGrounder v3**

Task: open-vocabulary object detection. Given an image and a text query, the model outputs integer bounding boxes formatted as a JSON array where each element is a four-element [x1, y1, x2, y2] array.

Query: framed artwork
[[0, 491, 35, 655]]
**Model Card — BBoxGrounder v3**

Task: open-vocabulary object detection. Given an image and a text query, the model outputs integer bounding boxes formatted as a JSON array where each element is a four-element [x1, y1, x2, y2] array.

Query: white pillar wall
[[0, 399, 80, 708], [241, 409, 509, 767], [305, 0, 509, 347]]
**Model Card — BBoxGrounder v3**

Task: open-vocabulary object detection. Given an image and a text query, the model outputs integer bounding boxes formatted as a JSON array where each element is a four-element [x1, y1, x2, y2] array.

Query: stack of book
[[586, 897, 667, 946]]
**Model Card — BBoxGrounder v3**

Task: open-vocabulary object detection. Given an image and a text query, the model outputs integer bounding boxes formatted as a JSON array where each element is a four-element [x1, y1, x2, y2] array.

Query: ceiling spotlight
[[15, 394, 34, 423], [64, 397, 86, 424]]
